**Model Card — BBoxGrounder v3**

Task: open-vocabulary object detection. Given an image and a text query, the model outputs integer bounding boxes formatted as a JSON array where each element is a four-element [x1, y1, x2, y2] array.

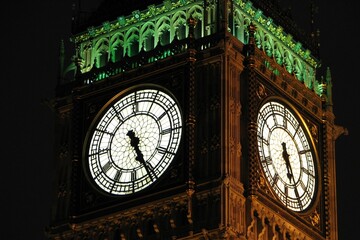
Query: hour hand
[[127, 130, 143, 160], [127, 130, 154, 180]]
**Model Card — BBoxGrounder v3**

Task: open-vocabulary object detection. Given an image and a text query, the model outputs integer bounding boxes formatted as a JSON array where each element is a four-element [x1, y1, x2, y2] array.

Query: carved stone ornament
[[256, 83, 267, 99]]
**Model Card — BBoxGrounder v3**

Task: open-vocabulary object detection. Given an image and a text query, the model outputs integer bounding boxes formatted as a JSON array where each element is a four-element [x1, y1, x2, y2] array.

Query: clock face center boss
[[84, 87, 182, 196]]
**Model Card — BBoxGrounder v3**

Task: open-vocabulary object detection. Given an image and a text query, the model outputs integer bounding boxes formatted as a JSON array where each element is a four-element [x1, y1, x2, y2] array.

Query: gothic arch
[[140, 22, 156, 51], [304, 66, 315, 90], [81, 42, 93, 71], [171, 10, 187, 40], [243, 17, 252, 44], [109, 33, 124, 62], [124, 27, 140, 57], [156, 16, 171, 46], [254, 28, 264, 50], [293, 58, 304, 81], [205, 0, 216, 35], [233, 9, 246, 42], [273, 42, 284, 66], [263, 33, 274, 57], [283, 50, 294, 74], [93, 37, 109, 68], [188, 4, 204, 38]]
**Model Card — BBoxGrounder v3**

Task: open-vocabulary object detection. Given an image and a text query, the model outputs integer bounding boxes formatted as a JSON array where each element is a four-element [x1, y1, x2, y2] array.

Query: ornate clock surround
[[256, 96, 319, 212], [73, 68, 188, 214], [246, 47, 326, 234], [83, 84, 183, 196]]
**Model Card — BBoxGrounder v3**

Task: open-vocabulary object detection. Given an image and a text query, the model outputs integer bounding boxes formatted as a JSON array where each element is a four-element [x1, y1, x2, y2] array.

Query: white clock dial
[[257, 100, 316, 211], [86, 88, 182, 195]]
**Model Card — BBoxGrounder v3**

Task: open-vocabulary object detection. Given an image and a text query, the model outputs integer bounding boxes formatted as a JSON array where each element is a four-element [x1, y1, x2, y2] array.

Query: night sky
[[4, 1, 358, 239]]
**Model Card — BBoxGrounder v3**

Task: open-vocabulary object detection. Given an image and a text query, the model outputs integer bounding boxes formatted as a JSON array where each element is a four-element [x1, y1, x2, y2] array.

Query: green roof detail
[[67, 0, 321, 95]]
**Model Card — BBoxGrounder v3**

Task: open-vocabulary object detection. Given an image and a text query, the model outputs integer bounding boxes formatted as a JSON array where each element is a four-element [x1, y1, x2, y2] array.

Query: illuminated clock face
[[257, 100, 316, 211], [86, 88, 182, 196]]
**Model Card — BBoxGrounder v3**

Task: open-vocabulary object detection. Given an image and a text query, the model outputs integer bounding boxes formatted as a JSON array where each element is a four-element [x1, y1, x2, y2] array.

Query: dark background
[[4, 1, 357, 239]]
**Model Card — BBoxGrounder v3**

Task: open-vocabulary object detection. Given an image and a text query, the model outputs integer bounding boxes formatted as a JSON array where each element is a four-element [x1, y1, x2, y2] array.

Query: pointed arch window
[[97, 51, 108, 68], [159, 28, 170, 46], [189, 5, 204, 39], [129, 40, 139, 57], [110, 34, 124, 63], [157, 17, 171, 46], [112, 45, 124, 62], [140, 23, 155, 52], [234, 10, 246, 43], [194, 19, 203, 39], [176, 24, 187, 40], [125, 28, 140, 57], [172, 11, 187, 40], [94, 39, 109, 68], [144, 35, 155, 51], [83, 44, 92, 70]]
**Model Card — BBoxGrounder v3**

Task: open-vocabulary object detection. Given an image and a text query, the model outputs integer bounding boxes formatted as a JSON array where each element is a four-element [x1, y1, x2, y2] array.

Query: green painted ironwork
[[68, 0, 323, 96]]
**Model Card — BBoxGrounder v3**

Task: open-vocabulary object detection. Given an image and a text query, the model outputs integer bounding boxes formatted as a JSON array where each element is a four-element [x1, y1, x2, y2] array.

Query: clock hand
[[127, 130, 154, 181], [281, 142, 294, 183]]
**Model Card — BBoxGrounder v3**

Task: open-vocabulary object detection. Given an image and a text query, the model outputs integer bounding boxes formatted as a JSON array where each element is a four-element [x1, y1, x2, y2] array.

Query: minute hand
[[281, 142, 294, 183]]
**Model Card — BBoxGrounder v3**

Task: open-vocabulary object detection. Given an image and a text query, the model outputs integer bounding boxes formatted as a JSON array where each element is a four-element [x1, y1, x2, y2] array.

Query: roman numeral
[[294, 186, 303, 211], [161, 128, 172, 135], [114, 170, 121, 181], [283, 109, 287, 128], [102, 161, 112, 173], [157, 111, 167, 120], [112, 106, 124, 123], [95, 128, 115, 136], [293, 124, 300, 137], [89, 148, 109, 157], [157, 146, 175, 155], [301, 167, 314, 178], [272, 173, 279, 187], [300, 180, 306, 191], [132, 102, 139, 113], [262, 156, 272, 165], [259, 136, 269, 146], [299, 149, 311, 155], [269, 103, 278, 125]]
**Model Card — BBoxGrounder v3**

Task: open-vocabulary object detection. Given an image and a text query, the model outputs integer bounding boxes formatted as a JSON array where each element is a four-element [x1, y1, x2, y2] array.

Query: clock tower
[[46, 0, 344, 239]]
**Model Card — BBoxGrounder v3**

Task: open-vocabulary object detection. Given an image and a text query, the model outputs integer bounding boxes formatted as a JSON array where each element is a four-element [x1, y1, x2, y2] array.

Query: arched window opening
[[176, 24, 186, 40], [112, 45, 123, 62], [83, 45, 92, 69], [274, 45, 283, 66], [160, 29, 170, 46], [144, 35, 155, 51], [194, 19, 202, 39], [97, 51, 108, 68], [125, 28, 140, 57], [128, 39, 139, 57], [234, 23, 244, 42]]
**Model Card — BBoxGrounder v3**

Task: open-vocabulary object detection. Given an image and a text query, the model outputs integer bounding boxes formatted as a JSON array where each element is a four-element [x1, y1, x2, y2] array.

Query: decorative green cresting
[[73, 0, 203, 79], [70, 0, 321, 95], [232, 0, 320, 94]]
